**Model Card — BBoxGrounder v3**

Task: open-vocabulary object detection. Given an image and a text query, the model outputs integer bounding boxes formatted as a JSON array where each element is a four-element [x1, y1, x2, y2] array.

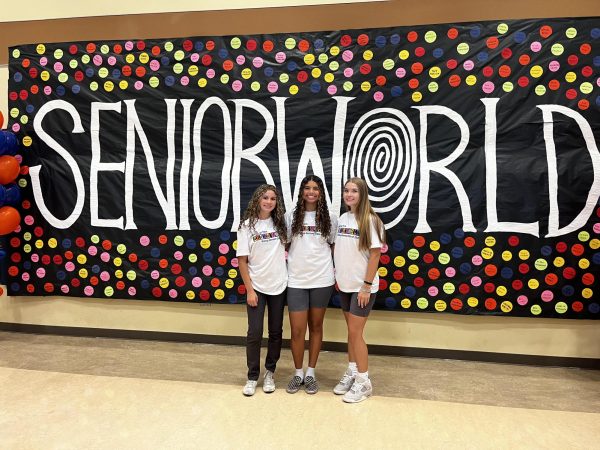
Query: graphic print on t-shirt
[[337, 226, 360, 239], [251, 231, 280, 242], [301, 224, 321, 236]]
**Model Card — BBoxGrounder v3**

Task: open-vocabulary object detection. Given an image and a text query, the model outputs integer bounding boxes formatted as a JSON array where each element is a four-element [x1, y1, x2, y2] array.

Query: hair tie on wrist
[[363, 280, 373, 285]]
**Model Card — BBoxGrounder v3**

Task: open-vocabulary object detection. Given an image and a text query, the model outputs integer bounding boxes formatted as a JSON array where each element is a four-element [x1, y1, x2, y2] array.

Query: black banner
[[6, 17, 600, 318]]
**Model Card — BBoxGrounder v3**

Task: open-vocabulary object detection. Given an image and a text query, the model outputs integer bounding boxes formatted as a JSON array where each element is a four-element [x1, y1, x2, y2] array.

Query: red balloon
[[0, 110, 4, 129], [0, 206, 21, 235], [0, 155, 20, 184]]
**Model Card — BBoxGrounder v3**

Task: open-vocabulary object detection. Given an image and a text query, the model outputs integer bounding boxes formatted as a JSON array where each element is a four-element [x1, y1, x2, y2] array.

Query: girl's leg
[[264, 290, 286, 373], [346, 313, 369, 372], [307, 307, 327, 368], [246, 292, 267, 380], [342, 310, 356, 364], [289, 311, 308, 369]]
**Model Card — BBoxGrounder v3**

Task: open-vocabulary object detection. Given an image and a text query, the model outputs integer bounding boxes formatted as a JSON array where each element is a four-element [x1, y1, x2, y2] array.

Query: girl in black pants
[[237, 184, 288, 396]]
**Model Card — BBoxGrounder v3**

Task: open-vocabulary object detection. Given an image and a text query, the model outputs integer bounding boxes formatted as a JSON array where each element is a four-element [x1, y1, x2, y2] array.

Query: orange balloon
[[0, 205, 21, 235], [0, 155, 20, 184]]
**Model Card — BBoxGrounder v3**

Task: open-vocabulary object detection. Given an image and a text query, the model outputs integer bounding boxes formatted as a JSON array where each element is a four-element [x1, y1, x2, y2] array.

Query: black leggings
[[246, 290, 286, 380]]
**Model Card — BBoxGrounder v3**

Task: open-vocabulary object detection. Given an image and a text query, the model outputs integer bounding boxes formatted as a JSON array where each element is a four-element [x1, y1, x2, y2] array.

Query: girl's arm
[[357, 247, 381, 308], [238, 256, 258, 307]]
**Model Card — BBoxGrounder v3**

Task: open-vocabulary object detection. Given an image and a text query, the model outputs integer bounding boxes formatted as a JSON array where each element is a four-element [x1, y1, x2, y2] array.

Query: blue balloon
[[1, 131, 18, 156], [0, 184, 6, 207], [4, 183, 20, 205]]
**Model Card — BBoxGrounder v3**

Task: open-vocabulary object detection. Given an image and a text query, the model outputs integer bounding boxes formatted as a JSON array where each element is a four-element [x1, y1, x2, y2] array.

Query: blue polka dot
[[513, 31, 527, 44], [203, 252, 214, 262], [310, 81, 321, 93], [23, 261, 31, 270], [440, 233, 452, 244], [592, 252, 600, 264], [10, 283, 20, 292], [593, 56, 600, 67], [112, 69, 121, 79], [91, 265, 100, 274], [287, 61, 297, 71], [161, 56, 170, 66], [71, 85, 81, 94], [215, 267, 224, 277], [13, 73, 22, 82], [595, 96, 600, 108], [188, 266, 198, 276], [385, 297, 397, 308], [165, 76, 175, 87], [391, 86, 403, 97], [404, 286, 416, 298], [375, 36, 387, 47], [454, 228, 465, 239], [56, 271, 66, 280], [460, 263, 472, 274], [390, 34, 401, 45], [432, 48, 444, 58], [25, 104, 35, 114], [331, 293, 341, 307], [218, 48, 229, 59], [228, 295, 238, 304], [62, 239, 72, 249], [451, 247, 463, 258], [562, 285, 575, 296], [477, 51, 489, 62], [500, 267, 513, 279], [540, 245, 552, 256], [470, 27, 481, 38], [392, 240, 404, 251], [264, 67, 274, 77], [186, 239, 196, 249], [150, 247, 160, 258], [85, 68, 94, 77], [220, 230, 231, 241], [314, 39, 324, 50], [589, 303, 600, 314], [141, 279, 150, 289], [56, 86, 65, 96], [591, 28, 600, 39], [195, 41, 204, 51]]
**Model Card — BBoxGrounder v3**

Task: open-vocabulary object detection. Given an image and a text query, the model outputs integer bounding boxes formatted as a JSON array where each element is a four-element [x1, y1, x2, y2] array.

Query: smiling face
[[343, 182, 360, 210], [302, 180, 320, 210], [259, 190, 277, 218]]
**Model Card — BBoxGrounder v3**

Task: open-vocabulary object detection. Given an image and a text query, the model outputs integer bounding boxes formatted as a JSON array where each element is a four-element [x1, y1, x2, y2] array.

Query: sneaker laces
[[265, 371, 274, 383], [339, 370, 354, 385]]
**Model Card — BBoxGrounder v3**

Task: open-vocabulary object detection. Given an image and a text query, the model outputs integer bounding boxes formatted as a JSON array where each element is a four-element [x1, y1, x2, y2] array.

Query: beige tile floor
[[0, 332, 599, 449]]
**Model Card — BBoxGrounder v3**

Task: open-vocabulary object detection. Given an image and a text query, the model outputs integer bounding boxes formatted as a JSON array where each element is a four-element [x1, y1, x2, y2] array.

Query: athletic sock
[[357, 371, 369, 380], [348, 362, 358, 375], [295, 368, 304, 381], [306, 367, 315, 378]]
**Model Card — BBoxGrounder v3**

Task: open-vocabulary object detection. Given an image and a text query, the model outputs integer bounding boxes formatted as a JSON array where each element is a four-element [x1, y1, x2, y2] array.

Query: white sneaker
[[342, 375, 372, 403], [263, 370, 276, 393], [243, 380, 257, 396], [333, 368, 355, 395]]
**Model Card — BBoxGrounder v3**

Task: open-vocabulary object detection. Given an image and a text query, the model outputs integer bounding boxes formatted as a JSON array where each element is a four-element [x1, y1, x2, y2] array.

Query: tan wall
[[1, 1, 599, 359]]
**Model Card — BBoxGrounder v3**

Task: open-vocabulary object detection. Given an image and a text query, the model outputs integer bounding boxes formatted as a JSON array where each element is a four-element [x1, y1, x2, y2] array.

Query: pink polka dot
[[471, 276, 482, 287], [107, 56, 117, 66], [395, 68, 406, 78], [472, 255, 483, 266], [231, 258, 239, 268], [174, 251, 183, 260], [463, 60, 474, 71], [253, 57, 264, 68], [31, 254, 39, 263], [267, 81, 278, 93], [24, 215, 34, 226], [65, 262, 75, 272], [84, 286, 94, 296], [381, 243, 388, 253], [36, 268, 45, 278], [180, 76, 189, 86], [88, 246, 97, 256], [236, 55, 246, 65], [100, 252, 110, 262], [192, 277, 202, 288], [219, 243, 230, 254], [482, 81, 495, 93], [327, 85, 338, 95], [445, 267, 456, 277], [44, 86, 52, 95], [541, 290, 554, 302], [22, 272, 30, 281], [128, 287, 137, 296], [61, 285, 70, 294], [517, 295, 528, 306], [134, 81, 143, 90], [343, 68, 354, 77], [428, 286, 439, 296], [342, 50, 354, 62], [125, 41, 134, 51], [11, 123, 20, 132], [53, 62, 63, 73], [169, 289, 178, 298], [100, 271, 110, 282], [151, 270, 160, 280], [202, 265, 213, 276], [373, 91, 384, 102], [93, 55, 103, 66], [275, 52, 286, 63], [548, 60, 560, 72], [40, 57, 48, 66], [232, 80, 243, 92], [530, 41, 542, 52], [593, 223, 600, 234], [139, 236, 150, 246], [190, 53, 200, 63]]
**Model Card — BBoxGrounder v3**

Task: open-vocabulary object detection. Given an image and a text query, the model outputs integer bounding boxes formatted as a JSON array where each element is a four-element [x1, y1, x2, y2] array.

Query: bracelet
[[363, 280, 373, 285], [359, 287, 371, 293]]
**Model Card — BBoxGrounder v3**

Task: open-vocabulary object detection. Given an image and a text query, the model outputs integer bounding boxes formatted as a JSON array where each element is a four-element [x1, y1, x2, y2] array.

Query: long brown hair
[[291, 175, 331, 240], [239, 184, 287, 244], [344, 177, 385, 252]]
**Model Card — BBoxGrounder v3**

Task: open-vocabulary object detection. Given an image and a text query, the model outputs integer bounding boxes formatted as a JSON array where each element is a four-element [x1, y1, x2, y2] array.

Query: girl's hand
[[357, 289, 371, 308], [246, 290, 259, 307]]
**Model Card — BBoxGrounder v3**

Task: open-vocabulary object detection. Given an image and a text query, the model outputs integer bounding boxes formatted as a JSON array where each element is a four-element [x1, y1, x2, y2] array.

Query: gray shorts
[[339, 291, 377, 317], [287, 285, 335, 312]]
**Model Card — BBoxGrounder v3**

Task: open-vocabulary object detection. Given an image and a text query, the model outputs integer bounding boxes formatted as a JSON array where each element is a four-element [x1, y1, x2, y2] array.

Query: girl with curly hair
[[284, 175, 337, 395], [333, 177, 385, 403], [237, 184, 288, 396]]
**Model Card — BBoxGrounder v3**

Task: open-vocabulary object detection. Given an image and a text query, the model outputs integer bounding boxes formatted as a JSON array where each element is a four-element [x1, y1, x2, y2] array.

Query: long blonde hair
[[344, 177, 385, 252]]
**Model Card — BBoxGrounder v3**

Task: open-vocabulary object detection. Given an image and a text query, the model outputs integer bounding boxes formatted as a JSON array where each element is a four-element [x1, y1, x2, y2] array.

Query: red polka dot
[[428, 268, 440, 280], [152, 287, 162, 297], [423, 253, 434, 264], [450, 298, 463, 310], [567, 54, 579, 66], [407, 31, 418, 42], [540, 25, 553, 38], [484, 298, 497, 310], [500, 48, 512, 59], [200, 290, 210, 301], [580, 43, 591, 55], [486, 37, 499, 49], [572, 301, 583, 312], [447, 28, 458, 39], [413, 277, 424, 288], [518, 54, 531, 65], [393, 270, 404, 280], [512, 279, 523, 290], [182, 40, 193, 52]]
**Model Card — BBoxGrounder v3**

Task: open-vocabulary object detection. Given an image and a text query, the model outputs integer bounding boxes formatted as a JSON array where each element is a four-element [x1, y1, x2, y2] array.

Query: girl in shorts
[[285, 175, 337, 395], [237, 184, 288, 396], [333, 177, 385, 403]]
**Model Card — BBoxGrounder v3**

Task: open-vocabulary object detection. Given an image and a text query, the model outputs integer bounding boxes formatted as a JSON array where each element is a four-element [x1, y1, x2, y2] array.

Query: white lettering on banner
[[29, 97, 599, 237]]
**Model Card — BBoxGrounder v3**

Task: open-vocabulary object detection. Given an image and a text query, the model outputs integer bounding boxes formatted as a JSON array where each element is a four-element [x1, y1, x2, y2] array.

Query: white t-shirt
[[236, 217, 287, 295], [286, 210, 337, 288], [334, 212, 383, 293]]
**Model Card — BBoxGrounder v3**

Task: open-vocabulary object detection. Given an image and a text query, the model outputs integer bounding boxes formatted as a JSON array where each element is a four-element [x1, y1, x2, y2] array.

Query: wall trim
[[2, 322, 598, 369]]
